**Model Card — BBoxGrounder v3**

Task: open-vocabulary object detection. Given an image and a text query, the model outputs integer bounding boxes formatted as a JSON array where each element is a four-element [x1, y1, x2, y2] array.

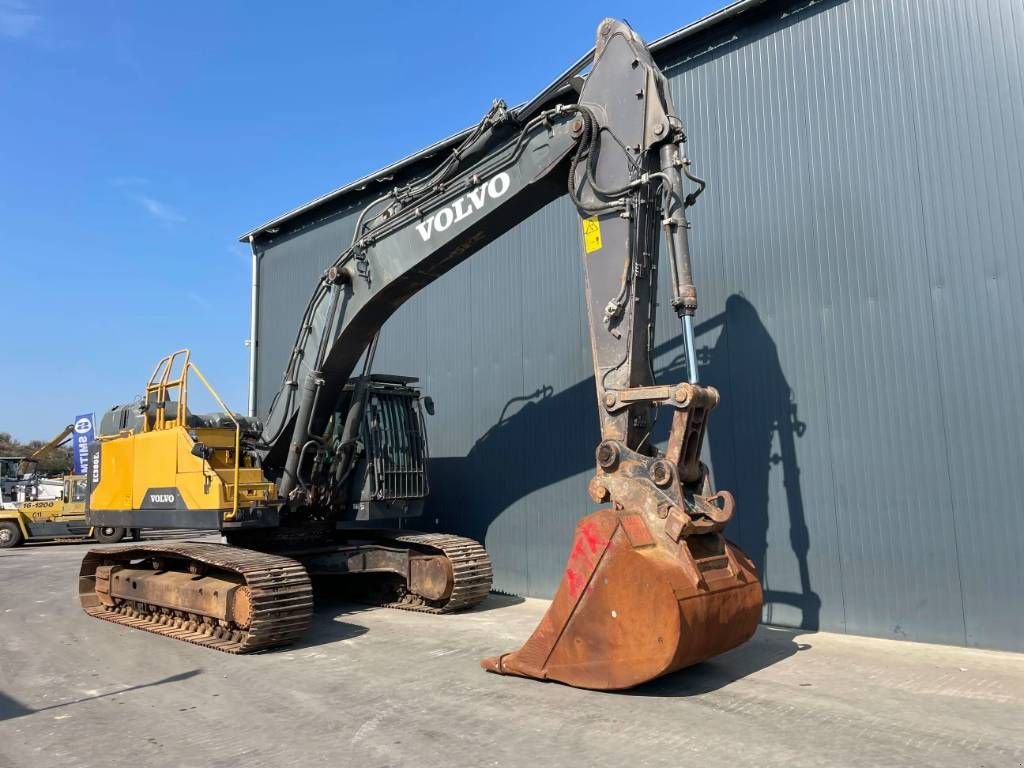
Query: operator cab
[[0, 456, 26, 505], [0, 456, 54, 504], [331, 375, 431, 522]]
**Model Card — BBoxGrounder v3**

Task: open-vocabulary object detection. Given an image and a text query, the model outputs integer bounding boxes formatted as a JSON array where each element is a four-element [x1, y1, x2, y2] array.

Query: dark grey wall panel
[[255, 205, 362, 417], [896, 0, 1024, 651], [668, 0, 967, 644], [252, 0, 1024, 652]]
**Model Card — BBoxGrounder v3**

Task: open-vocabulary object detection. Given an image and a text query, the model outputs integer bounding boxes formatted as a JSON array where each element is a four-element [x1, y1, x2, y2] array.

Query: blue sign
[[72, 413, 95, 476]]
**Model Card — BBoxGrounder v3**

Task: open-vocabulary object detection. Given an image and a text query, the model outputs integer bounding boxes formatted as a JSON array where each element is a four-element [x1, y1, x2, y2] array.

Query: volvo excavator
[[78, 19, 762, 691]]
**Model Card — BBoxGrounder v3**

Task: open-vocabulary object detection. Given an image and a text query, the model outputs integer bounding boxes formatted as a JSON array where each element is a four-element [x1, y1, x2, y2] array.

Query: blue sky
[[0, 0, 721, 441]]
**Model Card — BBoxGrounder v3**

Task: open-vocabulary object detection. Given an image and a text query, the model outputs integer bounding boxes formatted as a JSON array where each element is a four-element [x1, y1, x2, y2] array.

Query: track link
[[379, 533, 493, 613], [79, 542, 313, 654]]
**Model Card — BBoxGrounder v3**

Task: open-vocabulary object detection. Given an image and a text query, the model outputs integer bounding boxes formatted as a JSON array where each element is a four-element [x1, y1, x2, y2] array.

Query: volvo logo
[[415, 172, 511, 242], [149, 493, 175, 504]]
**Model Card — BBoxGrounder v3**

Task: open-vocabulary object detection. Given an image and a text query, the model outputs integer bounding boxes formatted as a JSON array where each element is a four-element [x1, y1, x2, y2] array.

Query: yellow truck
[[0, 448, 137, 548]]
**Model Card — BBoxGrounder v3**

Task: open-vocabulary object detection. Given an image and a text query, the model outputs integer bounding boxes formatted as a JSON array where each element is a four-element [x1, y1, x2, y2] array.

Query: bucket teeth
[[482, 508, 762, 690]]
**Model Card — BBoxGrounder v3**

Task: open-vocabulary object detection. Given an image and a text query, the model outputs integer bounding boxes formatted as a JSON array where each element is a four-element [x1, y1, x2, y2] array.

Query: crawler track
[[79, 542, 313, 653], [78, 534, 490, 652], [379, 533, 493, 613]]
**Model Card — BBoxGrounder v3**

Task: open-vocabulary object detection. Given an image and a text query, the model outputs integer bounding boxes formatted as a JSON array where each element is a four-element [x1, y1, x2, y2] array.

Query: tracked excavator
[[78, 19, 762, 690]]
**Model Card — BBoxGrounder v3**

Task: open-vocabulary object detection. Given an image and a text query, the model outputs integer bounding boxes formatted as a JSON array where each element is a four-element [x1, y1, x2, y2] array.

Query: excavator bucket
[[482, 508, 762, 690]]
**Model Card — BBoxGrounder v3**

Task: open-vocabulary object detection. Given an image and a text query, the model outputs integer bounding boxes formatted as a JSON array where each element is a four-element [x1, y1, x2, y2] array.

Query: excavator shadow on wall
[[691, 295, 821, 633], [429, 294, 818, 691]]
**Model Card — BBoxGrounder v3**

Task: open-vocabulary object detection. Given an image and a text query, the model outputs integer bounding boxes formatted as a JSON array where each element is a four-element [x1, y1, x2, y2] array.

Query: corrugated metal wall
[[253, 0, 1024, 651]]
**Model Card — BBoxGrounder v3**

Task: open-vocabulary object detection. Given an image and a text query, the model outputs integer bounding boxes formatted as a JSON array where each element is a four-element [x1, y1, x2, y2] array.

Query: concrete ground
[[1, 540, 1021, 768]]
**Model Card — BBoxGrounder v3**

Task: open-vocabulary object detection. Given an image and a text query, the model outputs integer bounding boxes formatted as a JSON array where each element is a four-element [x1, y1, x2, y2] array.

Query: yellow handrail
[[144, 349, 191, 432], [185, 362, 242, 522], [140, 349, 243, 521]]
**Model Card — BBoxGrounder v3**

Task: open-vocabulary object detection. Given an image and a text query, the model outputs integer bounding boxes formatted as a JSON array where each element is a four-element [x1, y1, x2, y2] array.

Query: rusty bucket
[[481, 508, 762, 690]]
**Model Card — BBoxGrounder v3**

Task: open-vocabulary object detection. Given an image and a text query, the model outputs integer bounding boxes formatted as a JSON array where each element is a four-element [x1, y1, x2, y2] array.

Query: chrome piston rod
[[659, 141, 701, 385], [681, 314, 699, 385]]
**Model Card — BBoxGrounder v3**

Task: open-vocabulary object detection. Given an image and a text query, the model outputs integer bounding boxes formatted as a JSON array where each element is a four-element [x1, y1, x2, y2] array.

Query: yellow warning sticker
[[582, 216, 603, 253]]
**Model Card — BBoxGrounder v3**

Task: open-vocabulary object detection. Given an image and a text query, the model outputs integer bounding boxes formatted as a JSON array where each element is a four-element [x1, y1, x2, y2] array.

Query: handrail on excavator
[[145, 349, 191, 431], [143, 349, 242, 521], [185, 362, 242, 523]]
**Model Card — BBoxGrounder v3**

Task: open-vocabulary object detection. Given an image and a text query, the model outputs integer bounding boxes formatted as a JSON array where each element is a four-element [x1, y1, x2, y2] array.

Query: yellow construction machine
[[0, 426, 136, 547], [78, 19, 762, 690]]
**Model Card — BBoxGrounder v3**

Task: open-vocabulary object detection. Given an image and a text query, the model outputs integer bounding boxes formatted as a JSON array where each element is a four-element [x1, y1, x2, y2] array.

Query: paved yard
[[1, 540, 1021, 768]]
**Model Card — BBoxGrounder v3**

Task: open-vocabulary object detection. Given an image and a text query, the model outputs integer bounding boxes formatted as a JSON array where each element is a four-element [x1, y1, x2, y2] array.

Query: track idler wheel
[[481, 508, 762, 690]]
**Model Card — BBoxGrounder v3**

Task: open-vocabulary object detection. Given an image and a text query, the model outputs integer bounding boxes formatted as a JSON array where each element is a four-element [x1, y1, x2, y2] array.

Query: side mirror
[[423, 396, 435, 416]]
